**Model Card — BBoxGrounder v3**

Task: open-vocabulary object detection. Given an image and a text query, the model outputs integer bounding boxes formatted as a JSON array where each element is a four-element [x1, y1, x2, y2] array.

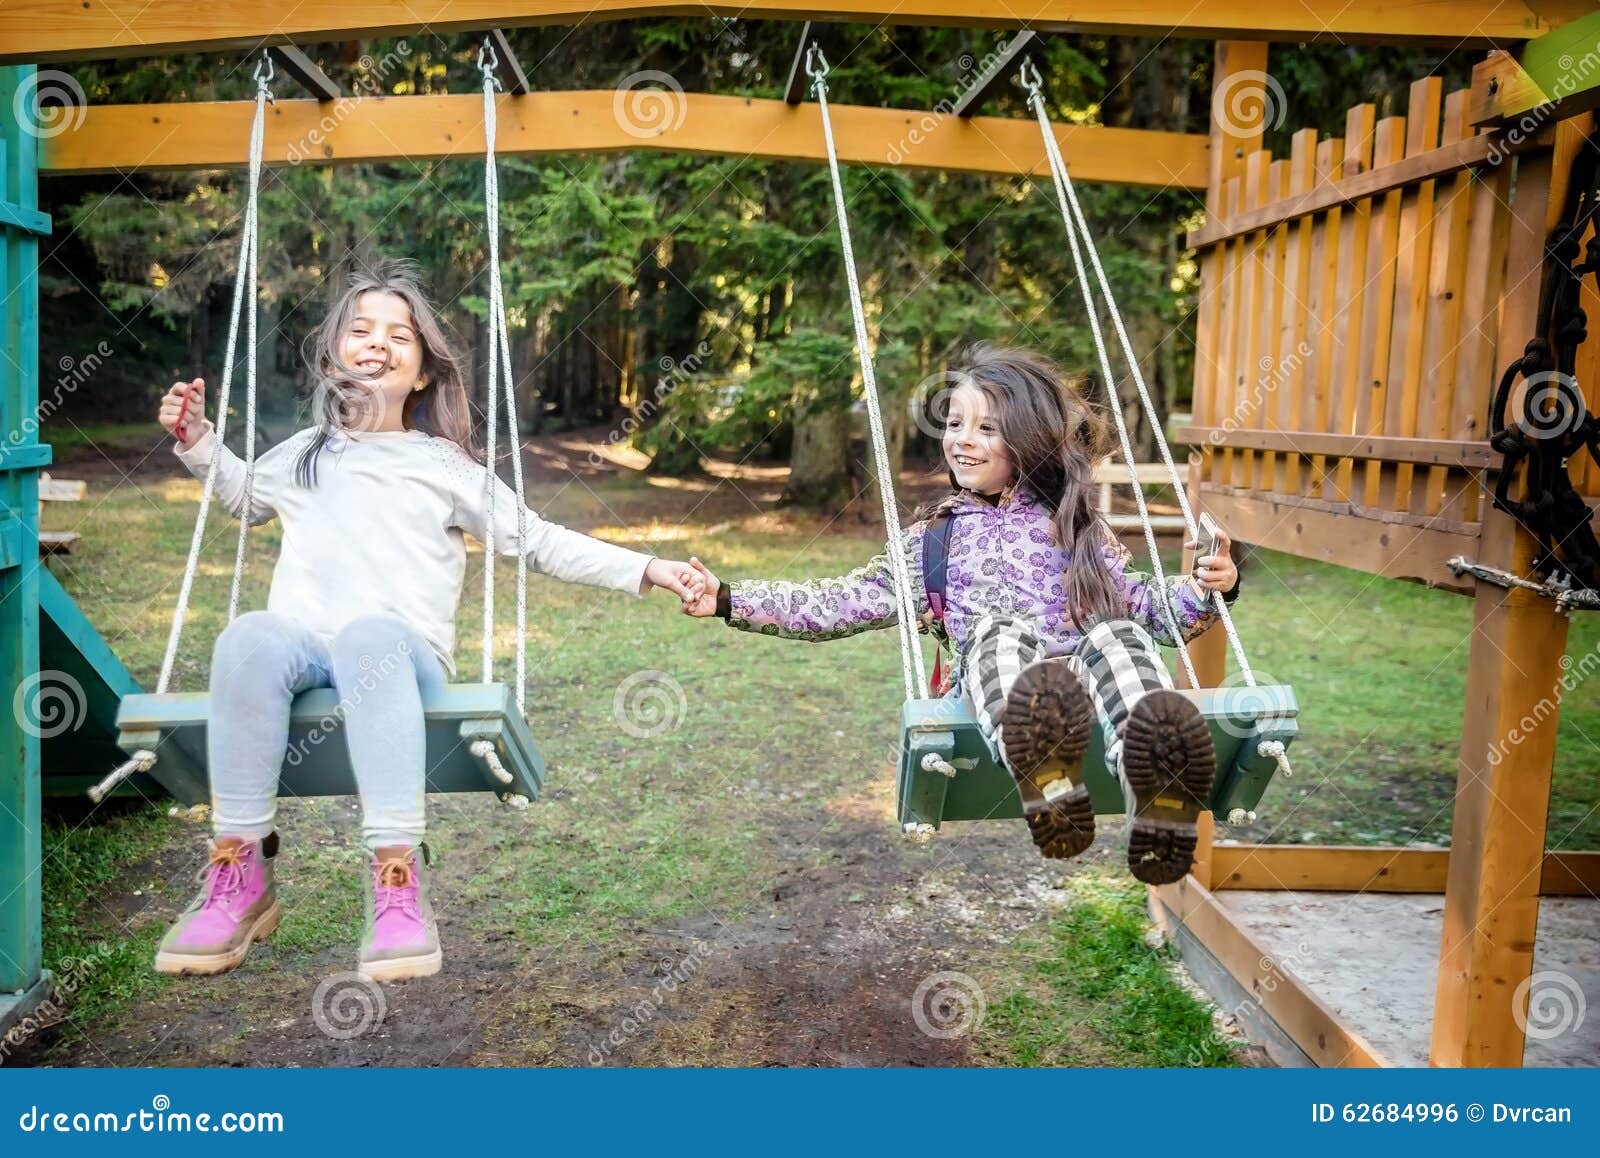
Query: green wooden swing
[[802, 47, 1300, 834], [92, 46, 545, 808]]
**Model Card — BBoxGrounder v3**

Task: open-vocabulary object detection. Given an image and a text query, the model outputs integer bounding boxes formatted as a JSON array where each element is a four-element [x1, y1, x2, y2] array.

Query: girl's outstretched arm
[[1106, 529, 1239, 647], [682, 527, 926, 642]]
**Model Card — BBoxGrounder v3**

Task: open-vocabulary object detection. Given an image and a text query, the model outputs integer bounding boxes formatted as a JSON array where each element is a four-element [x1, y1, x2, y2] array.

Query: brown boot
[[1000, 658, 1097, 859], [1120, 690, 1216, 885]]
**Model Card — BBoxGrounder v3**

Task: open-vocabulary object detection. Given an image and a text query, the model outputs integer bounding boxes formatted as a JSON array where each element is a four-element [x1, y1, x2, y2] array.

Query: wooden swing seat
[[115, 683, 546, 805], [896, 683, 1298, 829]]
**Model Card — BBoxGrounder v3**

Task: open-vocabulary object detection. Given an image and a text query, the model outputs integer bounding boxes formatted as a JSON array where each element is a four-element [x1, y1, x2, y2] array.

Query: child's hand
[[159, 378, 205, 449], [1186, 523, 1238, 594], [643, 557, 701, 605], [681, 557, 721, 618]]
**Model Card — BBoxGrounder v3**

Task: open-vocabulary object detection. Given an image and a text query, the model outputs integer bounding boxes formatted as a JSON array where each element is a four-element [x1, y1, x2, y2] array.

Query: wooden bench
[[39, 472, 85, 555], [1092, 461, 1187, 535]]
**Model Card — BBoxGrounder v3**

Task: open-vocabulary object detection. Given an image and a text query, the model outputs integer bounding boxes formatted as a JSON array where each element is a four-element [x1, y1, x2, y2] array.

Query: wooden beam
[[1176, 427, 1501, 469], [269, 45, 340, 102], [0, 0, 1583, 64], [1212, 845, 1600, 896], [1470, 11, 1600, 126], [1151, 876, 1390, 1067], [1186, 125, 1551, 248], [1197, 486, 1480, 592], [952, 31, 1041, 118], [485, 30, 531, 96], [37, 92, 1210, 187], [1430, 130, 1578, 1069]]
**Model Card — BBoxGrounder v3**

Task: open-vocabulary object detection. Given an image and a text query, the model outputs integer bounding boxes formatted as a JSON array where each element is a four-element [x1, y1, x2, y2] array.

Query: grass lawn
[[23, 435, 1600, 1067]]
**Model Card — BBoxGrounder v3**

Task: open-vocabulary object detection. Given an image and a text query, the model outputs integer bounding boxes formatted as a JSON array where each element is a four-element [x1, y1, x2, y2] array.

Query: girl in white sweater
[[153, 261, 700, 983]]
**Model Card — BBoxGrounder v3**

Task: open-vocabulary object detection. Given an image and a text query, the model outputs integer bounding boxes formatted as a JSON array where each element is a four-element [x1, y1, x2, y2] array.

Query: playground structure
[[2, 2, 1598, 1067]]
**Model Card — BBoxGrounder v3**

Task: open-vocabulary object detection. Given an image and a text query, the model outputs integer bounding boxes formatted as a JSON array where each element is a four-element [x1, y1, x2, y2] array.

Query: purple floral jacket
[[725, 488, 1233, 661]]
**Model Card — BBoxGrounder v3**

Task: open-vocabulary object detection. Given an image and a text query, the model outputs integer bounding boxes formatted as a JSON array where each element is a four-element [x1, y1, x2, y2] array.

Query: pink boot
[[358, 845, 441, 982], [154, 834, 280, 976]]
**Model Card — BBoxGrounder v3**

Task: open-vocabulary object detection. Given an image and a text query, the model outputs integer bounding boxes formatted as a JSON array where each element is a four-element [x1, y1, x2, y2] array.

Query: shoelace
[[199, 845, 248, 911], [373, 857, 420, 920]]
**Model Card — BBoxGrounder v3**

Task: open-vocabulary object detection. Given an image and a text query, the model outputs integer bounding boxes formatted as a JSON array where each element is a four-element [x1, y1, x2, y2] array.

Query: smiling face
[[340, 290, 426, 406], [942, 381, 1015, 496]]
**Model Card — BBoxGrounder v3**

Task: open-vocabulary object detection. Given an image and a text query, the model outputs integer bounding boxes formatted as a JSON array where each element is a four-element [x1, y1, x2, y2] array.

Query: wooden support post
[[952, 30, 1041, 117], [268, 45, 340, 102], [0, 66, 53, 1045], [1429, 131, 1578, 1068]]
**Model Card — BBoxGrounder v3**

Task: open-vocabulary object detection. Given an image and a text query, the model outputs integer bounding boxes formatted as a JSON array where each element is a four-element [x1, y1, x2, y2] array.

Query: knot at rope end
[[88, 749, 158, 804], [1257, 738, 1292, 778], [470, 739, 515, 786]]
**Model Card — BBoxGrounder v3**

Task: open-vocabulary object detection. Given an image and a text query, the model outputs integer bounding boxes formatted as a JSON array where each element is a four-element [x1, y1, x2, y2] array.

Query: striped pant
[[960, 614, 1174, 778]]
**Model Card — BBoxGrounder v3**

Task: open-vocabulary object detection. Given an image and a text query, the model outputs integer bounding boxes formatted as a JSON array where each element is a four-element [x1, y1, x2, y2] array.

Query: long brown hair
[[296, 259, 478, 485], [923, 343, 1123, 622]]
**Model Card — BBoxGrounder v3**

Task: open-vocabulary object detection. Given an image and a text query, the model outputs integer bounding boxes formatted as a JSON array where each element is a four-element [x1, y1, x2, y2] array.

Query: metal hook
[[1017, 57, 1043, 100], [804, 42, 829, 83], [478, 36, 502, 88], [254, 50, 276, 104]]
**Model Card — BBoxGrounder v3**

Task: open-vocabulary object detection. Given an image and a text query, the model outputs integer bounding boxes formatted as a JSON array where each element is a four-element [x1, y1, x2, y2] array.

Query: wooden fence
[[1177, 76, 1599, 591]]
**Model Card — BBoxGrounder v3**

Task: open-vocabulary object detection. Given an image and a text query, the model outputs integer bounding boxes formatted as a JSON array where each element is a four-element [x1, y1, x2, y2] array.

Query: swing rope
[[478, 38, 531, 712], [1020, 61, 1290, 776], [90, 53, 274, 804], [808, 46, 928, 704]]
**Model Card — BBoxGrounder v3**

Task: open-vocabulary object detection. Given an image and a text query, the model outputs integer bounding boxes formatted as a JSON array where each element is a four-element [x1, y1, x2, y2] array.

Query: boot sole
[[359, 949, 442, 983], [1122, 690, 1215, 885], [1001, 658, 1096, 860], [154, 899, 281, 976]]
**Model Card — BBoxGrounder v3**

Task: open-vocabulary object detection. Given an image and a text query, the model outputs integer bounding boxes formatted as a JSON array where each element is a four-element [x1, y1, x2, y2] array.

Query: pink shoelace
[[199, 844, 248, 912], [372, 856, 421, 921]]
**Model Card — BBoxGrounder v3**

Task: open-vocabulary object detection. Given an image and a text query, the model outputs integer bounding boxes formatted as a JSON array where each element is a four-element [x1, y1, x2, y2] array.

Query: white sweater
[[176, 423, 653, 676]]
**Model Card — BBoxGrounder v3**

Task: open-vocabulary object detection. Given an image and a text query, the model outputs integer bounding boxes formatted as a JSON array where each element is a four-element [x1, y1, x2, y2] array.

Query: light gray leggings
[[208, 611, 446, 850]]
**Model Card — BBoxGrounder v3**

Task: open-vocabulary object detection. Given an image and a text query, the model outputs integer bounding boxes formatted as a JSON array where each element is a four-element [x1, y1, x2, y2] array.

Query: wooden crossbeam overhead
[[952, 31, 1041, 117], [37, 91, 1210, 187], [1469, 10, 1600, 126], [0, 0, 1585, 64], [268, 46, 340, 102]]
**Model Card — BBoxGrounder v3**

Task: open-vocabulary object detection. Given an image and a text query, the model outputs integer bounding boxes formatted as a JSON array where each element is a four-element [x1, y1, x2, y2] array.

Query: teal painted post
[[0, 64, 51, 1025]]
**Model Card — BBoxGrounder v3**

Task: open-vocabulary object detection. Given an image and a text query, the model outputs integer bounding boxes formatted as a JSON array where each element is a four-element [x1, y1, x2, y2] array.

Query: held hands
[[159, 378, 206, 449], [643, 557, 705, 606], [680, 557, 721, 618], [1186, 522, 1238, 595]]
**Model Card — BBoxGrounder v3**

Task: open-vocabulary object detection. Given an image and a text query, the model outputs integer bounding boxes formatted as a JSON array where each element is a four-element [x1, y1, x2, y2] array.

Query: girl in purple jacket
[[683, 345, 1239, 884]]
